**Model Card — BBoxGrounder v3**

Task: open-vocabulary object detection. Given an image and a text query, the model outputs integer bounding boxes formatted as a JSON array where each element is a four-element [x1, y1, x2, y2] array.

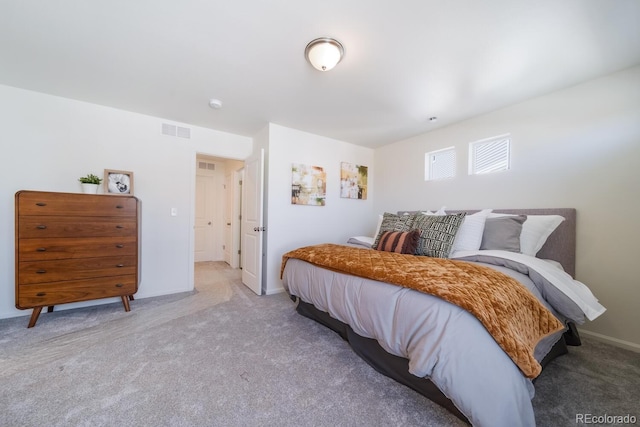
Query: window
[[469, 134, 510, 175], [425, 147, 456, 181]]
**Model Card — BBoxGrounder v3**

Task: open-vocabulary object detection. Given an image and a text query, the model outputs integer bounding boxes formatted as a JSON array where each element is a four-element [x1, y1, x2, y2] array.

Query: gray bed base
[[294, 297, 576, 424]]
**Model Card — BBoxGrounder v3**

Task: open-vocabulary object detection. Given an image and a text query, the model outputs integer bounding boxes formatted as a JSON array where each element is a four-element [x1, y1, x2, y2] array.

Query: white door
[[241, 149, 264, 295], [194, 173, 216, 262], [223, 172, 233, 265], [231, 169, 243, 269]]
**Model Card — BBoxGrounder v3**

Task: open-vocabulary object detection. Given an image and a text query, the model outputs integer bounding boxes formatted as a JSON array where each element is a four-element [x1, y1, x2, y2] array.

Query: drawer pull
[[36, 202, 47, 207], [116, 205, 124, 209], [116, 264, 124, 267], [115, 284, 124, 288], [115, 244, 124, 248], [36, 225, 47, 229], [36, 292, 46, 297], [36, 247, 47, 252], [116, 225, 124, 229], [36, 269, 47, 274]]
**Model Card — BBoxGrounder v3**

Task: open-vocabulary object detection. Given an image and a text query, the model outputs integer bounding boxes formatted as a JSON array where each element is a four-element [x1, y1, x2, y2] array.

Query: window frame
[[468, 134, 511, 175], [424, 146, 456, 181]]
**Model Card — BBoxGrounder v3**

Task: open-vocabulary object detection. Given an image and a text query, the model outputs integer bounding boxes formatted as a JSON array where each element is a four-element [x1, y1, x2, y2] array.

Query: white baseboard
[[265, 286, 286, 296], [579, 329, 640, 353]]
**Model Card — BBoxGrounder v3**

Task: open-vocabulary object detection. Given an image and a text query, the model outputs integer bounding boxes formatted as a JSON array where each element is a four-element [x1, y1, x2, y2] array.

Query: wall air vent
[[162, 123, 177, 136], [177, 126, 191, 139], [162, 123, 191, 139], [198, 161, 216, 171]]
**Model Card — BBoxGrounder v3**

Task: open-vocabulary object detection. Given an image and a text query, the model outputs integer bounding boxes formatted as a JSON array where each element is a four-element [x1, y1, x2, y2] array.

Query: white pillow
[[520, 215, 565, 256], [374, 214, 383, 237], [421, 206, 447, 216], [488, 213, 565, 256], [451, 209, 492, 252], [347, 236, 374, 248]]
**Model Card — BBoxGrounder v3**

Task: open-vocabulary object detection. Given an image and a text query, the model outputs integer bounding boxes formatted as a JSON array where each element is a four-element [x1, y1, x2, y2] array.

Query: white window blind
[[469, 135, 510, 175], [425, 147, 456, 181]]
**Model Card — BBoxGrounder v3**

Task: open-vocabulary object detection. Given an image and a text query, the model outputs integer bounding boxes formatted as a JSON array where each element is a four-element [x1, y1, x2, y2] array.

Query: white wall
[[264, 123, 375, 294], [0, 84, 252, 320], [374, 66, 640, 349]]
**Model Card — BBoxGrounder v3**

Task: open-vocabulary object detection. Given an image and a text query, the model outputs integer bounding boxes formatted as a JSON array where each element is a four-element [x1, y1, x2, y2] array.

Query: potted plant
[[78, 173, 103, 194]]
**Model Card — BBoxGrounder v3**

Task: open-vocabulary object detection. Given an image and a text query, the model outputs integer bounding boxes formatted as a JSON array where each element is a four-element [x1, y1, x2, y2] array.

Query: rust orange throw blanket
[[281, 244, 564, 378]]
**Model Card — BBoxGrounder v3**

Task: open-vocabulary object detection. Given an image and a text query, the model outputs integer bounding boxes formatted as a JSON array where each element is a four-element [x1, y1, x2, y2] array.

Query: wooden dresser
[[15, 190, 140, 327]]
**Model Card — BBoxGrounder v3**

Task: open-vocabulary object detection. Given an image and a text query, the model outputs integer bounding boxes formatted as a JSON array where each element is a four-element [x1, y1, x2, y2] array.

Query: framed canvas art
[[340, 162, 367, 199], [291, 163, 326, 206]]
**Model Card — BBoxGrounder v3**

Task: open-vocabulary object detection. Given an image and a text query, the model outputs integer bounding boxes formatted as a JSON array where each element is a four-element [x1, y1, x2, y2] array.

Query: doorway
[[194, 155, 244, 279]]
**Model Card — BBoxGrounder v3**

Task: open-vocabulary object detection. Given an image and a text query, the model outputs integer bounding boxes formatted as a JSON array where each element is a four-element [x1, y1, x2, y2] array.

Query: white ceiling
[[1, 0, 639, 148]]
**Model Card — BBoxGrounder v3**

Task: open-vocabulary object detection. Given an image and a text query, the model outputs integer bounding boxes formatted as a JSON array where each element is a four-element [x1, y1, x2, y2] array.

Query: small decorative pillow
[[372, 212, 417, 250], [480, 215, 527, 252], [375, 230, 420, 254], [411, 213, 466, 258]]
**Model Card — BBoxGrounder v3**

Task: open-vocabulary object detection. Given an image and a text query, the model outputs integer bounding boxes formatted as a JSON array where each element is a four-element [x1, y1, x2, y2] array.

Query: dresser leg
[[121, 296, 131, 312], [28, 307, 43, 328]]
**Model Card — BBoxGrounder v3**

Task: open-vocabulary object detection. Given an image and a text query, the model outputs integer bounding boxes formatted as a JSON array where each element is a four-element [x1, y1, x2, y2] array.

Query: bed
[[280, 208, 605, 427]]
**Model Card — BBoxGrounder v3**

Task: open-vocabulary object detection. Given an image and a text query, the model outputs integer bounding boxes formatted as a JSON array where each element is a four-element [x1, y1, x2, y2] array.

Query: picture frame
[[340, 162, 368, 200], [104, 169, 134, 195], [291, 163, 326, 206]]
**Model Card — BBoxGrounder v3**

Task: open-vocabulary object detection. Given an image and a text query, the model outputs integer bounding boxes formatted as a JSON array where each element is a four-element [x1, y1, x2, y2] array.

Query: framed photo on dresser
[[104, 169, 134, 195]]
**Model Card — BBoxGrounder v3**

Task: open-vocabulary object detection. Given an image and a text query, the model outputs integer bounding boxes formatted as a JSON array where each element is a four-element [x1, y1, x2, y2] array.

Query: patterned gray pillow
[[412, 213, 466, 258], [372, 212, 416, 250]]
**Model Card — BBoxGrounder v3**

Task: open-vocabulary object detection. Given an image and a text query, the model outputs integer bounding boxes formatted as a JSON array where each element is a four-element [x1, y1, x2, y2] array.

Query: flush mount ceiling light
[[305, 37, 345, 71]]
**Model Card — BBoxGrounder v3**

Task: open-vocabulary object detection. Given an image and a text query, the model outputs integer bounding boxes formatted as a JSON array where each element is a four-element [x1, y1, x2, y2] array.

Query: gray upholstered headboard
[[398, 208, 576, 278]]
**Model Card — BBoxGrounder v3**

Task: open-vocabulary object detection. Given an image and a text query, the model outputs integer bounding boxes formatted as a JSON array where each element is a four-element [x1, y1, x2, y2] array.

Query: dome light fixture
[[305, 37, 345, 72]]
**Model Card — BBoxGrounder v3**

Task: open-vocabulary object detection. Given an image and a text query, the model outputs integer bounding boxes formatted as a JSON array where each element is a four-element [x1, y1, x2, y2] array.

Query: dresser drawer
[[18, 256, 137, 285], [17, 276, 137, 308], [18, 216, 137, 239], [17, 191, 137, 216], [18, 236, 137, 261]]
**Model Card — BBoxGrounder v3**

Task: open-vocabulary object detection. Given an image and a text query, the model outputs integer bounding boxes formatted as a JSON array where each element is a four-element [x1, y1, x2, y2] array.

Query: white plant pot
[[81, 183, 99, 194]]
